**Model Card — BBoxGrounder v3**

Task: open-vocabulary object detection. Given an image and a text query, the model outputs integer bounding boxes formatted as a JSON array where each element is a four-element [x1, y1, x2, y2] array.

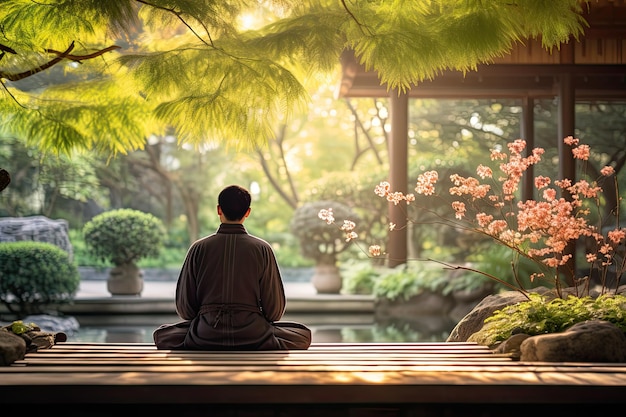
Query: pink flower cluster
[[318, 208, 358, 242], [373, 136, 624, 292]]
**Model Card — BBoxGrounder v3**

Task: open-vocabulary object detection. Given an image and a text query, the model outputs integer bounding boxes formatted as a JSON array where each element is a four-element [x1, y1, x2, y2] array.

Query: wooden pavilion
[[338, 0, 626, 272]]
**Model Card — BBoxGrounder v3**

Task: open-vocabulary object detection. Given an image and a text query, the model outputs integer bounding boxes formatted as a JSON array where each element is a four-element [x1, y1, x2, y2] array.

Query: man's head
[[218, 185, 252, 222]]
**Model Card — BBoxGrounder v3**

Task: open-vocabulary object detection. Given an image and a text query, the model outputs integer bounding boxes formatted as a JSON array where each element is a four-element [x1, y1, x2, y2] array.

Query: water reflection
[[68, 314, 456, 344], [70, 327, 149, 343]]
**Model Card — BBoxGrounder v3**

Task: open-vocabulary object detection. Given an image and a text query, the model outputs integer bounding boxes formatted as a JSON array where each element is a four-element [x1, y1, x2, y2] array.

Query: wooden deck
[[2, 341, 626, 416]]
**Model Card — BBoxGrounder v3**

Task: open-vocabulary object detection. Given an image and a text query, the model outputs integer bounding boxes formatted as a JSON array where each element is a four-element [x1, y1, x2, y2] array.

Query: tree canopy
[[0, 0, 589, 155]]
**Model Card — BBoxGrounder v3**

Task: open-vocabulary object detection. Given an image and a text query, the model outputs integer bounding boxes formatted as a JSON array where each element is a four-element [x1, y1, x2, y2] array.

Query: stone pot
[[107, 263, 144, 296], [312, 264, 342, 294]]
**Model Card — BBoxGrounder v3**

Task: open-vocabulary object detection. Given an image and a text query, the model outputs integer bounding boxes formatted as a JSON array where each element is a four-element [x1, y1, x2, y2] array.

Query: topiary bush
[[82, 209, 165, 267], [0, 241, 80, 317]]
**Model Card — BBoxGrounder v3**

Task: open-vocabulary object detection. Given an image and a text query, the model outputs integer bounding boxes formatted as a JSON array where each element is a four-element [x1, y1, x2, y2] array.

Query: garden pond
[[5, 267, 460, 344], [67, 313, 457, 344]]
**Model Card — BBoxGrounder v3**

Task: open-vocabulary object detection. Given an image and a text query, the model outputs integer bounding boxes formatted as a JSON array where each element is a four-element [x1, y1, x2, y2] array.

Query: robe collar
[[217, 223, 248, 234]]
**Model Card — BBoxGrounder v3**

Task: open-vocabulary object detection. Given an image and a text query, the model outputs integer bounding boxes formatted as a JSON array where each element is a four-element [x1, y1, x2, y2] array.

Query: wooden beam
[[340, 60, 626, 99]]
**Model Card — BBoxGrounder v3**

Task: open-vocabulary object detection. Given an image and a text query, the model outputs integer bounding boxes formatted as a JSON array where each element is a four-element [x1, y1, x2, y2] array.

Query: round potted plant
[[82, 208, 165, 296], [290, 200, 358, 293]]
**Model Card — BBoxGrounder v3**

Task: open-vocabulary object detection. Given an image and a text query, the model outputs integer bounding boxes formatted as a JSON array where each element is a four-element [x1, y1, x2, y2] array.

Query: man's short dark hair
[[218, 185, 252, 221]]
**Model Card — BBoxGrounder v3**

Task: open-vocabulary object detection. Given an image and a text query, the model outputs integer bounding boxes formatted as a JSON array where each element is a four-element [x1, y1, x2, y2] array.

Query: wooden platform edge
[[3, 342, 626, 411]]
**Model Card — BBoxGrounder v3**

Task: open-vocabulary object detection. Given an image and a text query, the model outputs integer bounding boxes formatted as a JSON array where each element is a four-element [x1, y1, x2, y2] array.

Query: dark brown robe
[[153, 223, 311, 350]]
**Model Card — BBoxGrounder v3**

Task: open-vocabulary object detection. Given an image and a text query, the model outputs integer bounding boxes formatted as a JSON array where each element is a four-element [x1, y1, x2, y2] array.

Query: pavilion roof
[[339, 0, 626, 100]]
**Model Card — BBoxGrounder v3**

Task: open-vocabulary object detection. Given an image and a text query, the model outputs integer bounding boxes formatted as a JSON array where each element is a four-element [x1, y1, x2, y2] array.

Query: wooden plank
[[9, 341, 626, 369], [19, 352, 513, 359], [5, 360, 625, 375], [15, 342, 513, 365], [3, 341, 626, 413], [43, 341, 494, 350], [41, 346, 495, 353], [20, 352, 510, 363], [45, 341, 490, 347], [2, 368, 626, 405], [24, 347, 505, 357], [10, 342, 626, 371], [14, 360, 520, 368], [5, 351, 626, 371], [25, 342, 501, 357], [66, 346, 486, 352]]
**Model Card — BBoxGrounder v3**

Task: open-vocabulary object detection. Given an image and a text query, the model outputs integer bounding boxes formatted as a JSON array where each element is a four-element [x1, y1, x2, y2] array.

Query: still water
[[49, 268, 459, 343], [66, 313, 456, 344]]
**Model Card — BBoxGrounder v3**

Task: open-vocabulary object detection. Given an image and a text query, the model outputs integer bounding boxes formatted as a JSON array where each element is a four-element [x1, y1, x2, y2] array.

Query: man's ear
[[244, 207, 251, 218], [217, 205, 222, 215]]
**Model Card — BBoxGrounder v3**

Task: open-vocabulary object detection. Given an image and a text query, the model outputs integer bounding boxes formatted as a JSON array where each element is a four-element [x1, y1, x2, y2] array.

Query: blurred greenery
[[3, 97, 626, 289]]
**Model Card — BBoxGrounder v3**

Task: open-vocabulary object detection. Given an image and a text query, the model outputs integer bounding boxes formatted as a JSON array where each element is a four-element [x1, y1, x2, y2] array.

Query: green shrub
[[340, 260, 379, 295], [372, 262, 452, 302], [0, 241, 80, 316], [373, 266, 423, 302], [339, 259, 496, 300], [470, 293, 626, 346], [82, 209, 165, 267]]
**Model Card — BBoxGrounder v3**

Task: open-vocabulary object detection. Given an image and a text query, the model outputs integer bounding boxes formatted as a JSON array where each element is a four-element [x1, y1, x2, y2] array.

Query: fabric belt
[[199, 303, 262, 328], [200, 303, 261, 314]]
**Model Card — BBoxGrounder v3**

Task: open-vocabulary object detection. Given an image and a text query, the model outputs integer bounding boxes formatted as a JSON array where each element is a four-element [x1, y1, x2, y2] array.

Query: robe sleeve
[[175, 244, 200, 320], [258, 245, 286, 322]]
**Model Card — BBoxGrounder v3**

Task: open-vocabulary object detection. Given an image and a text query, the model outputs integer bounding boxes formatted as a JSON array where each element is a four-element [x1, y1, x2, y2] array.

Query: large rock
[[0, 321, 64, 366], [0, 215, 73, 259], [446, 290, 532, 342], [446, 286, 593, 343], [0, 330, 26, 366], [448, 286, 626, 362], [520, 320, 626, 362]]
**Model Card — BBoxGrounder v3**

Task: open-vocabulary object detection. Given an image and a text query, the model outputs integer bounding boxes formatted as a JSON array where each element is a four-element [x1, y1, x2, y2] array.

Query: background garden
[[3, 95, 626, 298], [1, 1, 625, 344]]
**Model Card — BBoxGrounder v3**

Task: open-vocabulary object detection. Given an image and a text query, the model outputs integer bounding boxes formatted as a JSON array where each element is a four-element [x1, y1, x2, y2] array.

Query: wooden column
[[558, 74, 576, 181], [387, 90, 409, 268], [558, 42, 577, 284], [521, 96, 535, 202]]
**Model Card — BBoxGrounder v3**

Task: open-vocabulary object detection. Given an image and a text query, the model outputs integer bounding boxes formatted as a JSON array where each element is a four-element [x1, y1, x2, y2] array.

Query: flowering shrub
[[320, 137, 625, 299], [292, 200, 359, 265]]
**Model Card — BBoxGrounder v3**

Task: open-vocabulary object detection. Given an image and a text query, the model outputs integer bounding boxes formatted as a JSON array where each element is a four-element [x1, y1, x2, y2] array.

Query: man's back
[[153, 184, 311, 350], [176, 224, 285, 322]]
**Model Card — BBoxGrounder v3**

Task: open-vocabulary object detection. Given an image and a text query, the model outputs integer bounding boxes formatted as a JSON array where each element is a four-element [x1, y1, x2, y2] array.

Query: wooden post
[[558, 42, 577, 285], [387, 90, 409, 268], [521, 96, 535, 202]]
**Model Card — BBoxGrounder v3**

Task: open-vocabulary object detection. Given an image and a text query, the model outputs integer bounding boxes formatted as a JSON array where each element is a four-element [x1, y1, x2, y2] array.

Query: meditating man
[[153, 184, 312, 350]]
